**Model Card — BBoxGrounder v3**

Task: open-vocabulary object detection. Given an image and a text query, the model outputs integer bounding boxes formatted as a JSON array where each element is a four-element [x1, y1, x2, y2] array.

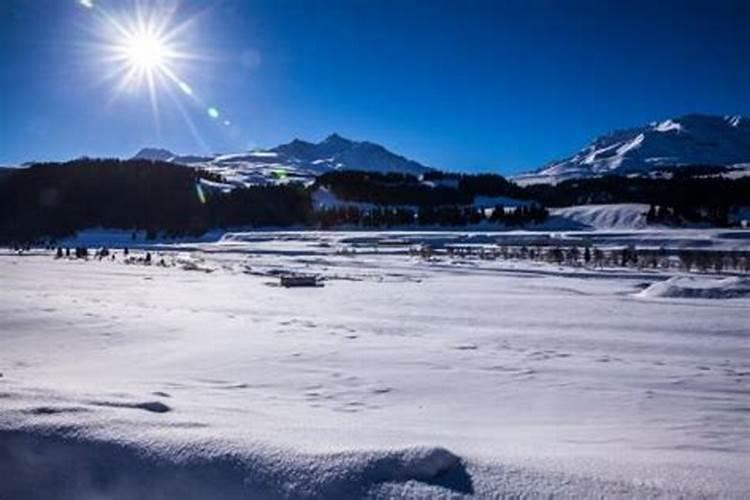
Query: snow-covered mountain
[[132, 147, 176, 162], [132, 134, 433, 187], [513, 114, 750, 185]]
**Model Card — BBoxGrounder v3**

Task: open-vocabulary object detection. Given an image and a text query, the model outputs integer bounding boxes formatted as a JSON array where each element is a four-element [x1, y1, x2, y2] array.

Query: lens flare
[[177, 80, 193, 96], [273, 169, 288, 181], [195, 182, 207, 204]]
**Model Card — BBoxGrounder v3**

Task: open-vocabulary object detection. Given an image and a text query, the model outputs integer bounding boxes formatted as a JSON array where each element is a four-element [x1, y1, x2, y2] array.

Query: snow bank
[[638, 276, 750, 299], [0, 430, 470, 499], [311, 186, 381, 210], [547, 203, 650, 230]]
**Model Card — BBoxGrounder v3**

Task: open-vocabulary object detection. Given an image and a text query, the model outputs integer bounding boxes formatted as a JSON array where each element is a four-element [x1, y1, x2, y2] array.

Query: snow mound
[[175, 253, 214, 273], [377, 446, 461, 482], [638, 276, 750, 299], [0, 430, 470, 499]]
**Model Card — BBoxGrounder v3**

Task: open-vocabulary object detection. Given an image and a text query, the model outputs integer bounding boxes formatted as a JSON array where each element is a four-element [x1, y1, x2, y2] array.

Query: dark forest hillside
[[1, 159, 748, 243], [0, 159, 311, 243]]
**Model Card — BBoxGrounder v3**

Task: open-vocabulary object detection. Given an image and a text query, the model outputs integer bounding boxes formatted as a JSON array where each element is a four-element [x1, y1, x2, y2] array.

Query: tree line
[[314, 170, 529, 207], [0, 159, 312, 243], [441, 243, 750, 274], [526, 173, 750, 226], [315, 204, 548, 228]]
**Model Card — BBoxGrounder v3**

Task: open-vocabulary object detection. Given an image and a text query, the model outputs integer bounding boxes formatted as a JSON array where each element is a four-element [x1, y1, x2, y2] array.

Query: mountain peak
[[132, 147, 176, 162], [513, 113, 750, 185], [289, 138, 314, 146], [128, 133, 433, 186], [321, 133, 353, 145]]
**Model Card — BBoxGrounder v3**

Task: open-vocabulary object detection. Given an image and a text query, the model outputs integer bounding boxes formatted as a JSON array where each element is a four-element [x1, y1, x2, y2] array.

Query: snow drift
[[0, 430, 471, 500], [638, 276, 750, 299]]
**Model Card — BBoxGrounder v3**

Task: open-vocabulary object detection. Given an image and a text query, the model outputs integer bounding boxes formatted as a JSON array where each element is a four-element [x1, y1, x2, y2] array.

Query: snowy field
[[1, 230, 749, 498]]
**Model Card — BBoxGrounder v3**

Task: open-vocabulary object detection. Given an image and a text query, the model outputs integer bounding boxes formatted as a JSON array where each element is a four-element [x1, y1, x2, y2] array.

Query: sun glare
[[89, 3, 189, 97], [123, 31, 168, 70], [81, 1, 230, 145]]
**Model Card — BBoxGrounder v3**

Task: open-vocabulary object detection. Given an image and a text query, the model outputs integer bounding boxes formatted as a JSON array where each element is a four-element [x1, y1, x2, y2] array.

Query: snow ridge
[[514, 114, 750, 185]]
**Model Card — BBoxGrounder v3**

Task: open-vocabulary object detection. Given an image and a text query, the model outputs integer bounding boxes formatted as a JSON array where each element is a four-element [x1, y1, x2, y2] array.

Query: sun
[[123, 31, 168, 71], [92, 4, 189, 95], [81, 0, 230, 140]]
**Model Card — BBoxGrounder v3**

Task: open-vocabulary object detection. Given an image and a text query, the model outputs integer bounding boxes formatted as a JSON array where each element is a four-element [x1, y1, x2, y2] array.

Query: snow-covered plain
[[1, 230, 749, 498]]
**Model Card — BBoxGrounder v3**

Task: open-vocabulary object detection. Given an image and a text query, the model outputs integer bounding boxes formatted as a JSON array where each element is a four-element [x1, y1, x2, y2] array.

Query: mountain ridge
[[132, 134, 432, 187], [513, 114, 750, 185], [133, 113, 750, 187]]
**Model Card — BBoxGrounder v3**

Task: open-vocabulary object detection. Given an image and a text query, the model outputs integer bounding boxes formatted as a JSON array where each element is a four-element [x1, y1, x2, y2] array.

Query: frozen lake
[[1, 231, 749, 498]]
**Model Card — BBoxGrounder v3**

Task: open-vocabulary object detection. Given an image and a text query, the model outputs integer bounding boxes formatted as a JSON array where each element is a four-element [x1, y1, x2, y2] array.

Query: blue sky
[[1, 0, 748, 174]]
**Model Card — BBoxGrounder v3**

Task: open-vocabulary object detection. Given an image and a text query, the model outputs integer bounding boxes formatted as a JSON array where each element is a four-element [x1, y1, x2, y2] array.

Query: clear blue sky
[[1, 0, 748, 174]]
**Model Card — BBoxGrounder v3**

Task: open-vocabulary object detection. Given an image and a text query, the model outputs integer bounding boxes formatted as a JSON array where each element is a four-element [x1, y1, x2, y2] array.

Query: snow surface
[[513, 114, 750, 185], [1, 230, 749, 498]]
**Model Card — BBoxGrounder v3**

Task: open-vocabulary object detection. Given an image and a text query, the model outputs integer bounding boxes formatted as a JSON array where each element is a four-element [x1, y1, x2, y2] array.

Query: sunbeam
[[80, 0, 229, 141]]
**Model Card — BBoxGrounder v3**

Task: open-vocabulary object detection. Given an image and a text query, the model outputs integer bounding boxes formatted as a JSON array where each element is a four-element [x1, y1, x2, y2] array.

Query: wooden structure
[[280, 274, 320, 288]]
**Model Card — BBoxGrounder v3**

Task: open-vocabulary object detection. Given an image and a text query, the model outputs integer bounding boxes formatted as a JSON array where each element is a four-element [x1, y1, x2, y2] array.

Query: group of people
[[54, 246, 153, 264]]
